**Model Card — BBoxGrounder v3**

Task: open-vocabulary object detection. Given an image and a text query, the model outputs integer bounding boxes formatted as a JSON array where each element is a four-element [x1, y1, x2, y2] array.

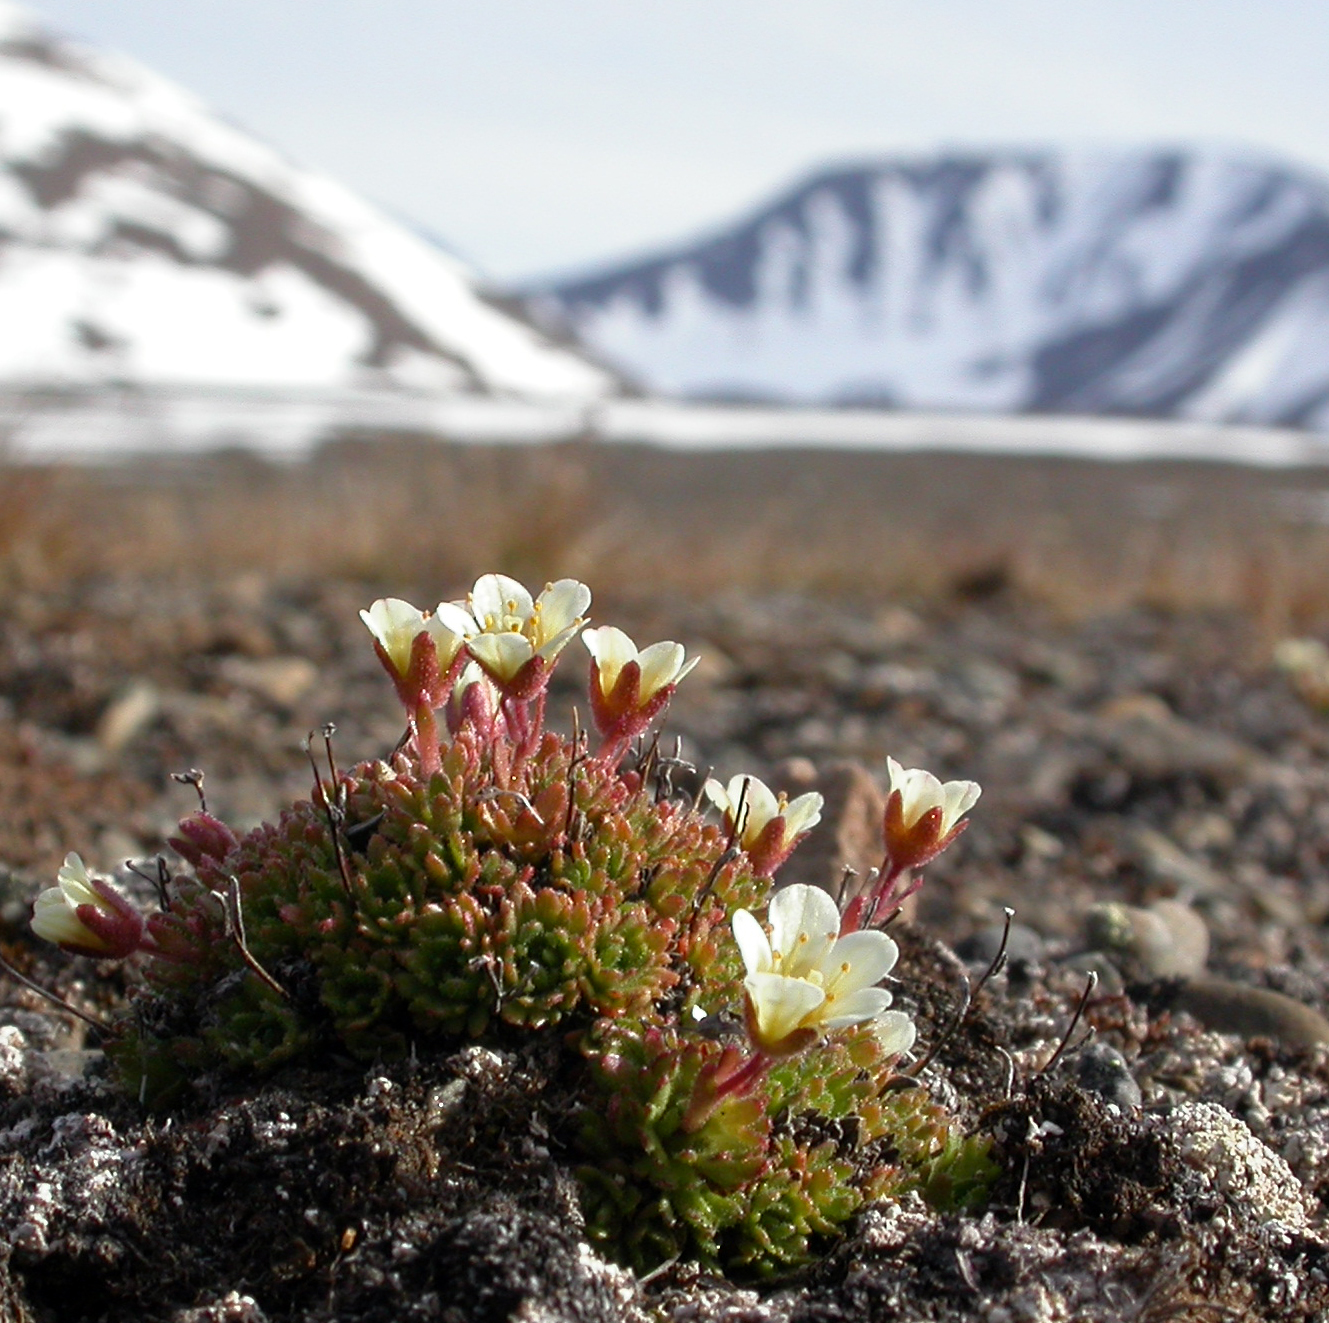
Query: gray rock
[[1075, 1042, 1142, 1111], [1174, 977, 1329, 1048], [1084, 899, 1209, 979], [1062, 951, 1126, 996], [1092, 693, 1256, 782], [1127, 826, 1225, 900], [957, 921, 1045, 969]]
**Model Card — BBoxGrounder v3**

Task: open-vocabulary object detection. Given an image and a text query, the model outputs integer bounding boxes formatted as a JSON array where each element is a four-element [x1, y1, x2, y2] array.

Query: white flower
[[466, 574, 591, 685], [732, 883, 905, 1054], [704, 775, 822, 851], [885, 757, 981, 836], [359, 597, 472, 676], [31, 853, 143, 957], [582, 626, 698, 703]]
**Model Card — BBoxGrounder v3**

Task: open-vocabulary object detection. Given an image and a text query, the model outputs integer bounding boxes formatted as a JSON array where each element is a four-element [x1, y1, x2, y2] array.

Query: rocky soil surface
[[1, 575, 1329, 1321]]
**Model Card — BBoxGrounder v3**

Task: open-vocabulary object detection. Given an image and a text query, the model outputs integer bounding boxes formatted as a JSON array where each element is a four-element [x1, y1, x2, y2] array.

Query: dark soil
[[2, 574, 1329, 1320]]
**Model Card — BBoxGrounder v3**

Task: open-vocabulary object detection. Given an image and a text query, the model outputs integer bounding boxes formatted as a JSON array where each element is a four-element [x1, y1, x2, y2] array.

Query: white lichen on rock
[[1169, 1100, 1312, 1229]]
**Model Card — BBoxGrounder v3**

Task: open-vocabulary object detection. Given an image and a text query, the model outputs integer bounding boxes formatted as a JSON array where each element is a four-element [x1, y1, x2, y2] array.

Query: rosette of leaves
[[112, 724, 764, 1103], [576, 1017, 996, 1276]]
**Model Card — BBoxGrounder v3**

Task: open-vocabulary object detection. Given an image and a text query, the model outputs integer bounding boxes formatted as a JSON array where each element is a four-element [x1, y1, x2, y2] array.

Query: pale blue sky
[[28, 1, 1329, 282]]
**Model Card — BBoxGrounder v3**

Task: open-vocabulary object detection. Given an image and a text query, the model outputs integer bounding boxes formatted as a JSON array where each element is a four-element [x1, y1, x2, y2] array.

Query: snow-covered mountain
[[525, 150, 1329, 426], [0, 3, 615, 400]]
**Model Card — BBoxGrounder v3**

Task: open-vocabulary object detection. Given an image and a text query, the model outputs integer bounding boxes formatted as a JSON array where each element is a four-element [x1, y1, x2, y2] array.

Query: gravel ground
[[1, 574, 1328, 1320]]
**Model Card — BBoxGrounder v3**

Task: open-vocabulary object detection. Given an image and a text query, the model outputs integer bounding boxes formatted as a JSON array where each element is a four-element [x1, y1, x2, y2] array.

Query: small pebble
[[1062, 951, 1125, 996], [1075, 1042, 1142, 1111], [1174, 978, 1329, 1048], [956, 922, 1045, 969], [1084, 899, 1209, 979]]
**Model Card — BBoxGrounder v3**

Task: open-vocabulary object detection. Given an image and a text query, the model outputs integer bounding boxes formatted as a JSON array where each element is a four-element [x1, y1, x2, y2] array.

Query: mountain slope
[[0, 3, 615, 400], [525, 150, 1329, 425]]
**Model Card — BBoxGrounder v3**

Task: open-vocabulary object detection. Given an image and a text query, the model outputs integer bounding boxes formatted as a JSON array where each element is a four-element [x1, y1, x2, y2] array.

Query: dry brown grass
[[3, 434, 1329, 635]]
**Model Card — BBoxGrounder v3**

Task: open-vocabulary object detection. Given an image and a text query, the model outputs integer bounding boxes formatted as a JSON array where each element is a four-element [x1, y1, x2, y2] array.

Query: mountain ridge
[[523, 148, 1329, 426], [0, 2, 616, 401]]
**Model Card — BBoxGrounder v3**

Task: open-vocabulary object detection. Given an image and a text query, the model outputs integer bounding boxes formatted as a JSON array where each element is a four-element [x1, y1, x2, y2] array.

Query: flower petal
[[745, 971, 826, 1044], [534, 579, 591, 642], [583, 626, 638, 694], [433, 600, 479, 638], [731, 908, 773, 977], [737, 776, 780, 842], [471, 574, 533, 631], [823, 930, 900, 997], [467, 631, 534, 684], [941, 779, 982, 834], [703, 778, 732, 816], [635, 640, 686, 700], [56, 853, 100, 907], [781, 791, 824, 838], [768, 883, 839, 977], [821, 985, 895, 1030], [32, 889, 105, 949], [534, 620, 586, 664], [872, 1009, 918, 1058], [360, 598, 427, 673]]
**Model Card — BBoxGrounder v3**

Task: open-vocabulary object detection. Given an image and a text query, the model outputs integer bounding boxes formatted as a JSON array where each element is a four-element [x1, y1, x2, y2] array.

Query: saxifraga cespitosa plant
[[31, 575, 996, 1275]]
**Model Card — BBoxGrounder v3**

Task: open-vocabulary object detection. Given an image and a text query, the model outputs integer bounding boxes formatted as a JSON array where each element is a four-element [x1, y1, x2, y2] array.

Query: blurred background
[[3, 1, 1329, 892]]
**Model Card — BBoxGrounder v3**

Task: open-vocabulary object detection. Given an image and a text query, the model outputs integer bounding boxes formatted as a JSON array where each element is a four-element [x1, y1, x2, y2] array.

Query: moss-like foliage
[[578, 1020, 994, 1273], [70, 583, 996, 1276], [117, 728, 760, 1090]]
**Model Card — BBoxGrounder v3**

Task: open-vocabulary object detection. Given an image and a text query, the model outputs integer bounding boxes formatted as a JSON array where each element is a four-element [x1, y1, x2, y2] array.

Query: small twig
[[170, 768, 208, 813], [214, 876, 286, 998], [727, 777, 751, 852], [0, 952, 110, 1034], [1015, 1151, 1031, 1224], [691, 765, 715, 813], [322, 723, 341, 794], [307, 732, 355, 898], [905, 970, 972, 1078], [1036, 971, 1099, 1078], [969, 907, 1016, 1004], [695, 845, 740, 913], [564, 709, 588, 837], [996, 1045, 1016, 1098], [636, 1253, 680, 1287], [127, 856, 172, 910]]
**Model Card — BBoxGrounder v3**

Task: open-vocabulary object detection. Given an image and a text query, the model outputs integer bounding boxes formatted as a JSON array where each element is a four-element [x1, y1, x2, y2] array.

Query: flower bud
[[360, 597, 473, 710], [31, 853, 145, 959], [169, 812, 240, 871], [583, 626, 697, 752], [881, 757, 980, 872], [704, 774, 823, 877]]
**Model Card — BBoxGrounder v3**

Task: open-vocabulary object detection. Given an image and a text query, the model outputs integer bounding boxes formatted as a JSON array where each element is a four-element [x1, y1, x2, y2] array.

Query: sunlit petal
[[534, 579, 591, 641], [732, 908, 773, 976], [822, 986, 895, 1030], [941, 779, 982, 834], [468, 631, 533, 683], [872, 1010, 918, 1057], [745, 971, 826, 1042], [472, 574, 533, 631], [635, 640, 687, 700], [768, 883, 839, 977], [781, 791, 824, 838], [823, 930, 900, 996], [360, 597, 428, 674]]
